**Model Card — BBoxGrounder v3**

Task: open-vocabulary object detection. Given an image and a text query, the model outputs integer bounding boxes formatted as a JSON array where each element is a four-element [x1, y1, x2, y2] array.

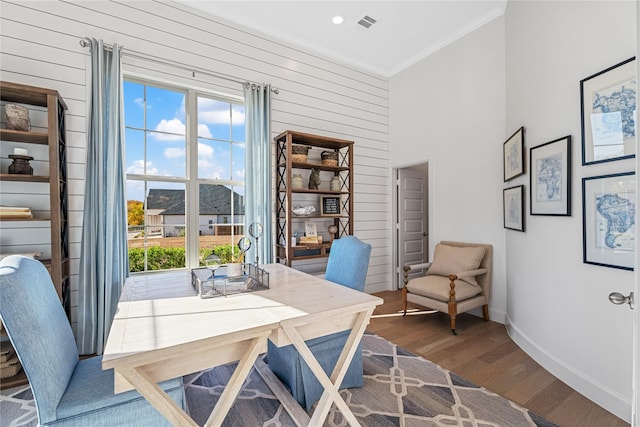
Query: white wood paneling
[[0, 0, 391, 335]]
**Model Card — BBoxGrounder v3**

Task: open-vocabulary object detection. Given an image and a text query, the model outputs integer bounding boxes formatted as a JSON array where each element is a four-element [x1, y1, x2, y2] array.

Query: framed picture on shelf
[[582, 172, 635, 270], [503, 126, 525, 181], [530, 135, 571, 216], [503, 185, 525, 232], [580, 57, 636, 165], [320, 196, 341, 216], [304, 221, 317, 237]]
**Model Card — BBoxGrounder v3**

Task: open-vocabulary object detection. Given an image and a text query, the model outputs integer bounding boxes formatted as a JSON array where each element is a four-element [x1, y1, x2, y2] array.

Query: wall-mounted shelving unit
[[0, 81, 69, 388], [274, 130, 353, 266]]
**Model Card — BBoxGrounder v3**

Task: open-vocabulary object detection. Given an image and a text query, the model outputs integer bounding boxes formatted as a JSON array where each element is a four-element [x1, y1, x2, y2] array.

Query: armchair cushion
[[427, 244, 485, 286], [406, 274, 483, 302]]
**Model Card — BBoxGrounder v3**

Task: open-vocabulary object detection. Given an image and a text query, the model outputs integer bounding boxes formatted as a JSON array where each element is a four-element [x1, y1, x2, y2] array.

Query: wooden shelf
[[278, 161, 350, 172], [0, 368, 28, 390], [0, 129, 48, 145], [0, 216, 50, 222], [282, 189, 346, 195], [0, 173, 49, 182]]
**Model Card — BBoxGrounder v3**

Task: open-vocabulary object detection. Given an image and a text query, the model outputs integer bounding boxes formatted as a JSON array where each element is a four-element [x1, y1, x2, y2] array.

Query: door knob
[[609, 291, 634, 309]]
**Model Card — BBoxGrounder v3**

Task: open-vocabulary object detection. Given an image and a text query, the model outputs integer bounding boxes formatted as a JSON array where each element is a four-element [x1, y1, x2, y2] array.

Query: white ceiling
[[180, 1, 507, 77]]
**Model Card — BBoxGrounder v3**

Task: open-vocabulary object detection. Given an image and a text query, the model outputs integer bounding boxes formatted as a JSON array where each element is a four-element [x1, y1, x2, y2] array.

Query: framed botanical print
[[530, 135, 571, 216], [503, 126, 525, 181], [580, 57, 636, 165]]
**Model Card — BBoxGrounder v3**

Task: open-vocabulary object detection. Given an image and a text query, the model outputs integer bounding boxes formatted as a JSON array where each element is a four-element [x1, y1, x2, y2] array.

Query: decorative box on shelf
[[191, 264, 269, 298]]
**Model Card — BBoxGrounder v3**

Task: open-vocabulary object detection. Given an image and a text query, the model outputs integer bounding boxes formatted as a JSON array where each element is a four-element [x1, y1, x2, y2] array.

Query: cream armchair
[[403, 241, 493, 334]]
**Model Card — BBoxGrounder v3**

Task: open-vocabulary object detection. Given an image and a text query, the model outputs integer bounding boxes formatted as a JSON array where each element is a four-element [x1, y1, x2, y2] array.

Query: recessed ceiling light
[[332, 16, 344, 25]]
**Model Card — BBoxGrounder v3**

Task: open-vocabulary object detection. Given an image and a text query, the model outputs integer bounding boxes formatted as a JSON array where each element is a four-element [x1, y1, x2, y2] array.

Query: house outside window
[[124, 79, 245, 272]]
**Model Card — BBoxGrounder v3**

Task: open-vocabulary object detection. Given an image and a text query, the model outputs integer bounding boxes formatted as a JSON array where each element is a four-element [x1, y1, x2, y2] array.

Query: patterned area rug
[[0, 333, 557, 427]]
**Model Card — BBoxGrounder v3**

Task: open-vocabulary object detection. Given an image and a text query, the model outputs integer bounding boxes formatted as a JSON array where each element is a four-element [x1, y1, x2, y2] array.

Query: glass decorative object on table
[[237, 237, 251, 268], [248, 222, 263, 267], [198, 254, 222, 297]]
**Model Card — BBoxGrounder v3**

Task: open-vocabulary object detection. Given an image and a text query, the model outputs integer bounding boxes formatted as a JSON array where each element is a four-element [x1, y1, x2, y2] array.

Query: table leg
[[205, 335, 267, 426], [282, 308, 374, 427], [116, 335, 269, 427], [118, 365, 198, 427]]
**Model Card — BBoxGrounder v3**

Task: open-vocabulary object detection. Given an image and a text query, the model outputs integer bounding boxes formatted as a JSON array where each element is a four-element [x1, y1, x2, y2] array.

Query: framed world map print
[[530, 135, 571, 216], [582, 172, 635, 270], [580, 57, 636, 165]]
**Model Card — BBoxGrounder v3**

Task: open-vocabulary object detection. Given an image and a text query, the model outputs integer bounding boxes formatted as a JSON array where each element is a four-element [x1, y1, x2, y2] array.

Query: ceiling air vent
[[357, 15, 377, 29]]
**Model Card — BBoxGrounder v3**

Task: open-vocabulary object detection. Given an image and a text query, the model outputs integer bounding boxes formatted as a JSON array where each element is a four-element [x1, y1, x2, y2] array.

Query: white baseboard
[[505, 315, 631, 423]]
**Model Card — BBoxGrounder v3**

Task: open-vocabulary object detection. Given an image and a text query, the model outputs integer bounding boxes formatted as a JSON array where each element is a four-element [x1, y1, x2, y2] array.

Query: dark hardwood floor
[[369, 290, 629, 427]]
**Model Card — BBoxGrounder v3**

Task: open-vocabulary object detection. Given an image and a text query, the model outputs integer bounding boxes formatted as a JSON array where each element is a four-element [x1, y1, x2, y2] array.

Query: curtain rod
[[79, 37, 279, 94]]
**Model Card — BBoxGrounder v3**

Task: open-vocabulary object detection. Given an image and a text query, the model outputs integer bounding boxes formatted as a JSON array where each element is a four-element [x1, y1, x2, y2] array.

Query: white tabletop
[[103, 264, 382, 366]]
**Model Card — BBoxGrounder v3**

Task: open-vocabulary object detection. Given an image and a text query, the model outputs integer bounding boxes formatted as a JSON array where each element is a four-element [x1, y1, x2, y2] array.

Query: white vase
[[330, 176, 341, 192], [226, 263, 243, 276], [292, 174, 304, 189]]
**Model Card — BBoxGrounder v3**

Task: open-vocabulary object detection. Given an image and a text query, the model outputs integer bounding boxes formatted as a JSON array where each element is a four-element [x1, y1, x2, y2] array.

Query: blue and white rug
[[1, 333, 557, 426]]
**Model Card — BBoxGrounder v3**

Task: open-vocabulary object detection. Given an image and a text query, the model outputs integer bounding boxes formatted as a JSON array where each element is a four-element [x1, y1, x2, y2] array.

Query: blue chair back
[[325, 235, 372, 291], [0, 255, 79, 424]]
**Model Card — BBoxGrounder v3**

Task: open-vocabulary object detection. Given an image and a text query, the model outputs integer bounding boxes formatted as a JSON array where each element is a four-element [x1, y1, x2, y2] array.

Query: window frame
[[123, 76, 245, 273]]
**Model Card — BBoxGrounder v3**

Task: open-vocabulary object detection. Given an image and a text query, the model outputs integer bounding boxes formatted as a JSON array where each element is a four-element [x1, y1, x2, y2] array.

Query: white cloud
[[198, 142, 214, 158], [127, 159, 158, 175], [134, 98, 147, 108], [164, 147, 185, 159], [198, 124, 212, 138], [198, 98, 245, 125], [152, 118, 185, 141]]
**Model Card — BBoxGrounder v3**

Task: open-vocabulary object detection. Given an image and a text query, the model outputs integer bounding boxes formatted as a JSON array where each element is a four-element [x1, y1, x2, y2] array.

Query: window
[[124, 79, 245, 272]]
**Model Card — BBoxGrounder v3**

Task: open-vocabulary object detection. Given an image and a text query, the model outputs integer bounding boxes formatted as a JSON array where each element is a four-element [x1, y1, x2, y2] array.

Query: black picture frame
[[503, 185, 525, 232], [530, 135, 571, 216], [503, 126, 525, 181], [580, 57, 636, 165], [320, 196, 341, 216], [582, 172, 635, 271]]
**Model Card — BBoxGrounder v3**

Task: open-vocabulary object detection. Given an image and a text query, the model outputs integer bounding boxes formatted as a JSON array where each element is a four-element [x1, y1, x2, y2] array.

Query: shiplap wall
[[0, 0, 391, 331]]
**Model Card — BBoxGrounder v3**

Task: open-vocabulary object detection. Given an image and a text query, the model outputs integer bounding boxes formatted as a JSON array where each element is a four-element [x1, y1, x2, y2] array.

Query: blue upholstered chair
[[0, 255, 186, 426], [267, 235, 372, 411]]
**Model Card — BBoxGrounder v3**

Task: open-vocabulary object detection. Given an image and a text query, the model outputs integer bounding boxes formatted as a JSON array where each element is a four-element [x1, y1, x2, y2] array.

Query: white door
[[395, 164, 428, 289]]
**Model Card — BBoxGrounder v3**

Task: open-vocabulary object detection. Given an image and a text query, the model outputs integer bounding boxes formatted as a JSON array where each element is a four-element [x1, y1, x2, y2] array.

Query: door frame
[[632, 5, 639, 423], [392, 159, 432, 290]]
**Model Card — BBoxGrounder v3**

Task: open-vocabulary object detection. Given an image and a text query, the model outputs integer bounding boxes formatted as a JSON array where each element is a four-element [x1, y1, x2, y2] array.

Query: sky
[[123, 81, 246, 202]]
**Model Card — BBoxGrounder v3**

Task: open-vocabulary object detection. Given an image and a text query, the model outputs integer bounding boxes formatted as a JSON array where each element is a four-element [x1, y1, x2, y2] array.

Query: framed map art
[[580, 57, 636, 165], [503, 126, 525, 181], [582, 172, 635, 270], [503, 185, 525, 232], [530, 136, 571, 216]]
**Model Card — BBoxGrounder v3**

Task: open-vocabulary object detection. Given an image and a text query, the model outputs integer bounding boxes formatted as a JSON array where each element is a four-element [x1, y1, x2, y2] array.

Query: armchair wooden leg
[[448, 274, 458, 335], [402, 286, 408, 316], [402, 265, 410, 316], [483, 304, 490, 321]]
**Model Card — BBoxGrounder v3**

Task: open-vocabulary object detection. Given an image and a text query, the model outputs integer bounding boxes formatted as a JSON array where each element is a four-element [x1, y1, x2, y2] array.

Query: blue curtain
[[243, 83, 272, 265], [77, 39, 129, 355]]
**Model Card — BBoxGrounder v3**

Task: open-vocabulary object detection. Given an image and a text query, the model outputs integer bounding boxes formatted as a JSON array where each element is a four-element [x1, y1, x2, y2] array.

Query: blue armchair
[[0, 255, 186, 426], [267, 235, 372, 411]]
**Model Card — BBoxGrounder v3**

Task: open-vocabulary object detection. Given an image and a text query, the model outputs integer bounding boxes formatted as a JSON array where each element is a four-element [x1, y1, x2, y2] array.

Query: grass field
[[127, 235, 245, 249]]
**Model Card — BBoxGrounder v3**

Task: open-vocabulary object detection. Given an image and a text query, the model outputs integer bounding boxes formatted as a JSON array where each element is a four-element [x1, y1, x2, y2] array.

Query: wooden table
[[102, 264, 382, 426]]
